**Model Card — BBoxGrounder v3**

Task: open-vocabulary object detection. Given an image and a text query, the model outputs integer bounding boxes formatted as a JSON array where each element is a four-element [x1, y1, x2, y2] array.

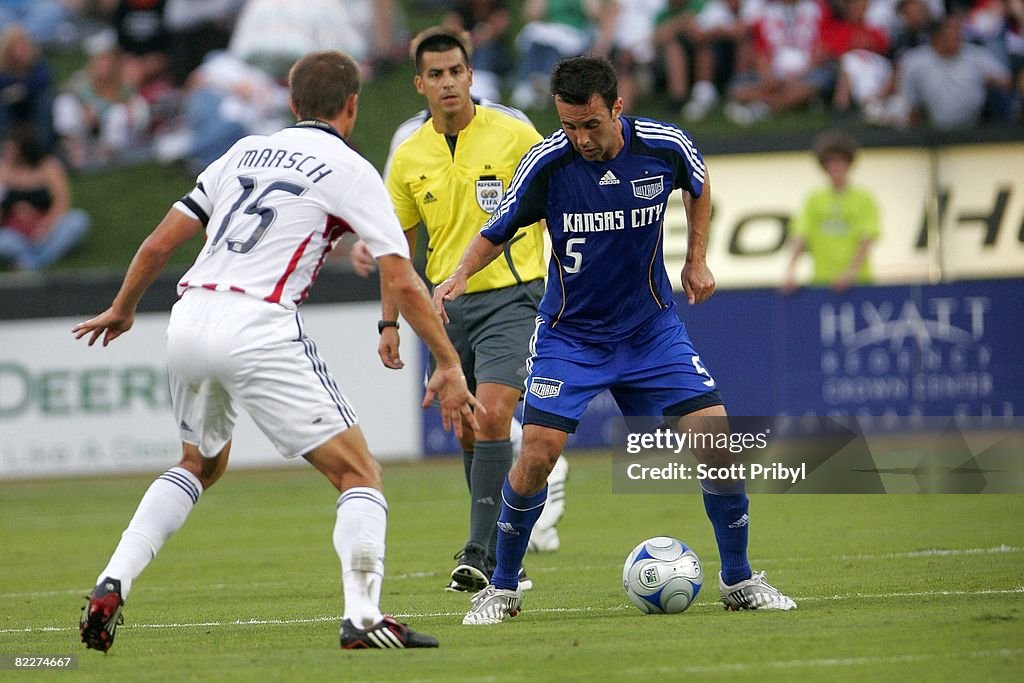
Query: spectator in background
[[0, 24, 54, 148], [680, 0, 762, 121], [886, 0, 934, 62], [163, 0, 244, 87], [111, 0, 173, 103], [53, 30, 151, 171], [0, 123, 90, 271], [826, 0, 892, 117], [444, 0, 514, 101], [782, 130, 879, 294], [229, 0, 405, 81], [725, 0, 833, 125], [510, 0, 604, 109], [652, 0, 699, 112], [354, 0, 409, 77], [865, 0, 944, 39], [153, 50, 288, 172], [596, 0, 670, 113], [896, 12, 1013, 128], [0, 0, 77, 47]]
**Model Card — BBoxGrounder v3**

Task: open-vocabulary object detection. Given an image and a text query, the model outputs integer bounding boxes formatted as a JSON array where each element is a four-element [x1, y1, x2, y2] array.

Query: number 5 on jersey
[[564, 237, 585, 274]]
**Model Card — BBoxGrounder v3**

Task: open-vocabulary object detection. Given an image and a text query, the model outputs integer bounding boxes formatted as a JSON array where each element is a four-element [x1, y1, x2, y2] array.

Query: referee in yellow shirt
[[379, 28, 550, 592]]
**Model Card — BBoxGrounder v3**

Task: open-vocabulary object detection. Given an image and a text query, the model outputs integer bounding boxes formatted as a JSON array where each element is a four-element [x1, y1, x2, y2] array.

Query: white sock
[[536, 454, 568, 529], [334, 486, 387, 629], [97, 467, 203, 598], [510, 416, 523, 456]]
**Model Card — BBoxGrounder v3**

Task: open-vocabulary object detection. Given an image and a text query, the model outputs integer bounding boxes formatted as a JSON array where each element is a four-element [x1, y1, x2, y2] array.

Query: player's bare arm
[[72, 208, 202, 347], [431, 234, 505, 323], [376, 228, 418, 370], [377, 254, 483, 437], [680, 174, 716, 306], [349, 239, 377, 276]]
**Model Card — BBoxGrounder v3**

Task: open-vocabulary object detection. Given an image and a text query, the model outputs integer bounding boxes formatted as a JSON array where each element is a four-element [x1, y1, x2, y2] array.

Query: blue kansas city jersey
[[480, 116, 706, 341]]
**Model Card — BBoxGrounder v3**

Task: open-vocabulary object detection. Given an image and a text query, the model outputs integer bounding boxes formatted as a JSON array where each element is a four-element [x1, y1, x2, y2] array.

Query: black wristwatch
[[377, 320, 400, 334]]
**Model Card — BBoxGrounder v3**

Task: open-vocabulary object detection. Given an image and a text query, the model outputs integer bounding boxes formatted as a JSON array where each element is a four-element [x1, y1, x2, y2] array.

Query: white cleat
[[719, 571, 797, 611], [462, 585, 524, 625], [527, 525, 560, 553]]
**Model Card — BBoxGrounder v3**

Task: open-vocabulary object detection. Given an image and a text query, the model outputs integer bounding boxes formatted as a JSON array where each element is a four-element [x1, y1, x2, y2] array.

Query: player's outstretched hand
[[431, 271, 468, 324], [72, 308, 134, 347], [681, 260, 716, 305], [349, 239, 377, 277], [378, 327, 404, 369], [423, 362, 484, 440]]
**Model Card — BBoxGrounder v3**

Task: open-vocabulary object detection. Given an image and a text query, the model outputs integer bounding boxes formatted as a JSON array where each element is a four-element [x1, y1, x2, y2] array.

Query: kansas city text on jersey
[[236, 147, 333, 184], [562, 203, 664, 233]]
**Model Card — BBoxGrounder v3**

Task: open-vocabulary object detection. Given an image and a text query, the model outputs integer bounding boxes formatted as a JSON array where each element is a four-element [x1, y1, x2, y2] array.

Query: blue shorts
[[523, 308, 724, 433]]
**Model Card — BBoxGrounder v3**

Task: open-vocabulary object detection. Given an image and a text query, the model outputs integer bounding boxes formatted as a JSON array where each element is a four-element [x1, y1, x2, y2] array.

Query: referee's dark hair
[[288, 50, 361, 121], [411, 27, 472, 74], [550, 56, 618, 112]]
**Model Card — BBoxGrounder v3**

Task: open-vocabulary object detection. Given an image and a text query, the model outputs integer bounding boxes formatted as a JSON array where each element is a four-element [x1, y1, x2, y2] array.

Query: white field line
[[3, 586, 1022, 635], [636, 649, 1024, 675], [2, 544, 1019, 601]]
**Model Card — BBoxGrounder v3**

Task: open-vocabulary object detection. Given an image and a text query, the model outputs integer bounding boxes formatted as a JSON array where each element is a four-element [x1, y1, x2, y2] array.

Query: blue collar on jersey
[[292, 119, 345, 141]]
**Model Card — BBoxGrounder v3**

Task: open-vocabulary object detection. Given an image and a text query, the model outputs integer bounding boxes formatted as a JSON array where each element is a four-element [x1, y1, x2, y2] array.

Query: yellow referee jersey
[[386, 106, 546, 293]]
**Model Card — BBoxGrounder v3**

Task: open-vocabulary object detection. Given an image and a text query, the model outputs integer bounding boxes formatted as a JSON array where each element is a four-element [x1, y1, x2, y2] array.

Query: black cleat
[[80, 577, 125, 652], [340, 616, 439, 649], [450, 543, 489, 592]]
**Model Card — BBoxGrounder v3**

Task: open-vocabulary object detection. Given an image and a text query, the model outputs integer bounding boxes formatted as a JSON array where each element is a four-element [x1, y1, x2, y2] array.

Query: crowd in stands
[[0, 0, 1019, 272]]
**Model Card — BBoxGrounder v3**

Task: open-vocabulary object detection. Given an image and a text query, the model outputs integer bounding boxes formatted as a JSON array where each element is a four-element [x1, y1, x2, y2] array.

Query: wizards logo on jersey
[[476, 177, 504, 214], [630, 175, 664, 201], [529, 377, 563, 399]]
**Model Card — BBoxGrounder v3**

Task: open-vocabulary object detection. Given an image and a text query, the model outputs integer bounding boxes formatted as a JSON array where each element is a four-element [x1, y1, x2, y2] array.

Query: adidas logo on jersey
[[598, 170, 619, 185], [424, 191, 437, 203]]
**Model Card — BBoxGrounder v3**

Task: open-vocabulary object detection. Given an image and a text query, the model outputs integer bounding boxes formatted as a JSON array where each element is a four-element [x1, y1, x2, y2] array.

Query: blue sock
[[702, 486, 752, 586], [491, 478, 546, 590]]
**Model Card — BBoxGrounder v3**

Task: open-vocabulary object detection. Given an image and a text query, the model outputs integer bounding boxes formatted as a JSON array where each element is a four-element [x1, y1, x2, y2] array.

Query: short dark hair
[[288, 50, 360, 121], [7, 123, 47, 166], [814, 130, 859, 165], [550, 56, 618, 111], [412, 27, 471, 73]]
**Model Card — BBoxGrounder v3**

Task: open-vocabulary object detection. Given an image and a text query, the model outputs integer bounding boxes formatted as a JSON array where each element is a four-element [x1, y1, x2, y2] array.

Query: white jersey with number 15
[[174, 124, 408, 309]]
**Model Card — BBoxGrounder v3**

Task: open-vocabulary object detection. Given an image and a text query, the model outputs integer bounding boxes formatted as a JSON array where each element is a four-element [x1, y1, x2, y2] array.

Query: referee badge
[[475, 177, 504, 213]]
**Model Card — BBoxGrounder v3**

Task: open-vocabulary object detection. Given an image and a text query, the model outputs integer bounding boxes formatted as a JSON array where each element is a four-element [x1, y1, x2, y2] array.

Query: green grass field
[[2, 453, 1022, 681]]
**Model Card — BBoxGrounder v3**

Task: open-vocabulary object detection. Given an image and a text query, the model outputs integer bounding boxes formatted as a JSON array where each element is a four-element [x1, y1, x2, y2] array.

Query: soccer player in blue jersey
[[433, 55, 797, 624]]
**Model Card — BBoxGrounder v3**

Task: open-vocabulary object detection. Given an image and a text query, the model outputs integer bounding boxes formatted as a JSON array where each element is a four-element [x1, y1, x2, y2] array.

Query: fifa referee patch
[[476, 178, 503, 213]]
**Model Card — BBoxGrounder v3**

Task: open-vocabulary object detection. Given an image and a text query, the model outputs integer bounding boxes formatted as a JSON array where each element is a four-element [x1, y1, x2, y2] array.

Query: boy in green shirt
[[782, 130, 880, 293]]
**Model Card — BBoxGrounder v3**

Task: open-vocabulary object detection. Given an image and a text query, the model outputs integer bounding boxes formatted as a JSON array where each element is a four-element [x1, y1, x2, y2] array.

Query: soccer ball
[[622, 536, 703, 614]]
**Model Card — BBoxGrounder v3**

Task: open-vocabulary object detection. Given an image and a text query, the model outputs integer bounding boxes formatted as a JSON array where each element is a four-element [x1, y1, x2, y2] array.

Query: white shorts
[[166, 288, 357, 459]]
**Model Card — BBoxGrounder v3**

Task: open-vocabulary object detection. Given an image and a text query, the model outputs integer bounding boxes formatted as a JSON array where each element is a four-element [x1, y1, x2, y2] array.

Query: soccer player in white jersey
[[434, 56, 796, 625], [73, 50, 481, 652]]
